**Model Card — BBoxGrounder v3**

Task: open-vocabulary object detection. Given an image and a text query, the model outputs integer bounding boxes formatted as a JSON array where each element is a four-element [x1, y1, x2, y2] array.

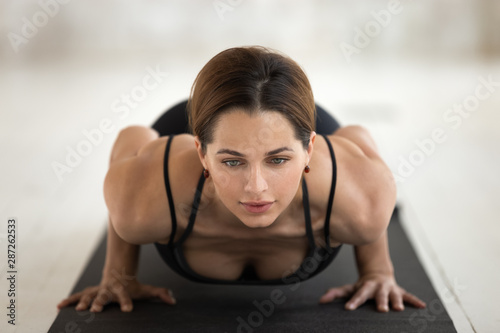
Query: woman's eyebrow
[[216, 147, 294, 156]]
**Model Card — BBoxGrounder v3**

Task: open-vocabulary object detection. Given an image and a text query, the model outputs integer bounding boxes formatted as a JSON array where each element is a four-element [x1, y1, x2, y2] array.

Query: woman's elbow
[[110, 213, 143, 245], [356, 210, 392, 245], [356, 188, 396, 244]]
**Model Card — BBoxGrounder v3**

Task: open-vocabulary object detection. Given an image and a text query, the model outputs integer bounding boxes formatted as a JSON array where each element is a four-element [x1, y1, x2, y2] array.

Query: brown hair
[[187, 46, 316, 153]]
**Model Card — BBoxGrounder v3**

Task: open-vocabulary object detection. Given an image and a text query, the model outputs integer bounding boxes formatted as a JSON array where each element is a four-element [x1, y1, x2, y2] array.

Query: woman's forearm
[[354, 229, 394, 276], [102, 215, 140, 280]]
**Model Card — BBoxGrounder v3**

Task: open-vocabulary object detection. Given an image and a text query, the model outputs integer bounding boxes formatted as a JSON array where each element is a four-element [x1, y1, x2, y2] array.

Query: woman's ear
[[307, 131, 316, 163], [194, 136, 208, 169]]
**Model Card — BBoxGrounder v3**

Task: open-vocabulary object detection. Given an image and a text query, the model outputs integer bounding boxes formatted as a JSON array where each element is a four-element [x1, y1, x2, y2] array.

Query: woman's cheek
[[214, 168, 232, 189]]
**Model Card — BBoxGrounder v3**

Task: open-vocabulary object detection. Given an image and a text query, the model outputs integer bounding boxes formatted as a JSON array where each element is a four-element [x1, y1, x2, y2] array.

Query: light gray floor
[[1, 1, 499, 332]]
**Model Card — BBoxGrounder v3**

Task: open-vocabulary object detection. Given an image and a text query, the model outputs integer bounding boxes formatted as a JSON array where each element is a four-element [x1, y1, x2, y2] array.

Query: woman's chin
[[237, 214, 278, 229]]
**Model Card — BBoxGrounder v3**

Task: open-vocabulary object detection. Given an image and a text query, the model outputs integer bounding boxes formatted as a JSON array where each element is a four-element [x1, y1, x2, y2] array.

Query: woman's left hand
[[318, 272, 427, 312]]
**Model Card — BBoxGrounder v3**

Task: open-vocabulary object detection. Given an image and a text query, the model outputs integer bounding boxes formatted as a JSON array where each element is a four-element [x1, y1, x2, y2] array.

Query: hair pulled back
[[188, 46, 316, 152]]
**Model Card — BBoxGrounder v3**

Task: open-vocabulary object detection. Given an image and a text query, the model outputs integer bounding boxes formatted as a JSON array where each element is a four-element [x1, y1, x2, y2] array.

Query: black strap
[[302, 177, 317, 251], [178, 171, 206, 245], [321, 134, 337, 249], [164, 135, 177, 246]]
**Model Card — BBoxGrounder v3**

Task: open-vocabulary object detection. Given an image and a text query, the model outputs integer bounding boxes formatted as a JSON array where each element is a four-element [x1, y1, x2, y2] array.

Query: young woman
[[58, 46, 426, 313]]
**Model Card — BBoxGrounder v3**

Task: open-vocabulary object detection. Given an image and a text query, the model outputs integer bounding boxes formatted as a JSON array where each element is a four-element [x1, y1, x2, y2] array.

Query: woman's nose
[[244, 166, 268, 194]]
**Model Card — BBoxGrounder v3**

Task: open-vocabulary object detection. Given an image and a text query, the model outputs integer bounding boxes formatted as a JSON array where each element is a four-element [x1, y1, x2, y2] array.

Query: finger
[[90, 288, 114, 312], [153, 288, 177, 305], [115, 290, 134, 312], [76, 293, 95, 311], [141, 285, 176, 305], [57, 292, 83, 309], [345, 281, 375, 310], [375, 285, 390, 312], [403, 292, 427, 309], [319, 284, 355, 304], [389, 290, 404, 311]]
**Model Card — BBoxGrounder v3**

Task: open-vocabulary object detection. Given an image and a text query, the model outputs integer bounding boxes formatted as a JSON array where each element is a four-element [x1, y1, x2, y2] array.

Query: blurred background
[[1, 1, 499, 332]]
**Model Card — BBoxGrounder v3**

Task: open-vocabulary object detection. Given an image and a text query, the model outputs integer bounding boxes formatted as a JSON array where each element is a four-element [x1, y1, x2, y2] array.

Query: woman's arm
[[103, 126, 170, 244], [57, 126, 176, 312], [320, 126, 426, 311], [328, 125, 397, 245]]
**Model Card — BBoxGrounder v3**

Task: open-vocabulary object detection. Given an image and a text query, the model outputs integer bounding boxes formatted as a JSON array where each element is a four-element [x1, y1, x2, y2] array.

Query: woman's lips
[[240, 201, 274, 213]]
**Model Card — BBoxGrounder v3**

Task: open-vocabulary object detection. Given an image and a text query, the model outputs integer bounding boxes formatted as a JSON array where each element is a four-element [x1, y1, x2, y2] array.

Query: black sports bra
[[154, 134, 342, 285]]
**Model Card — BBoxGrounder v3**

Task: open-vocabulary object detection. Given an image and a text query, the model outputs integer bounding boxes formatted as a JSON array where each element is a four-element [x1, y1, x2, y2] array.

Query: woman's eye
[[270, 158, 287, 165], [223, 159, 288, 167], [224, 160, 240, 167]]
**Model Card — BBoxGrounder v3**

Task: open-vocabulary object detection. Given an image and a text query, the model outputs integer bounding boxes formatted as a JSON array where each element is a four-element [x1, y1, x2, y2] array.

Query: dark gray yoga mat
[[50, 206, 457, 332]]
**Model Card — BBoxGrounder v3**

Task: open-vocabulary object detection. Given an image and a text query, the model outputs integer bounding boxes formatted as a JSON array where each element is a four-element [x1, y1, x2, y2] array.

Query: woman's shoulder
[[165, 133, 205, 201], [113, 133, 203, 244], [135, 133, 201, 175], [142, 132, 204, 210], [318, 129, 397, 245]]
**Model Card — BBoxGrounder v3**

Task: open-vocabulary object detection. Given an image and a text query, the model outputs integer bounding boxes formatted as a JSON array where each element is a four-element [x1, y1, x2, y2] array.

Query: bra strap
[[321, 134, 338, 249], [164, 135, 178, 246], [177, 171, 206, 245], [302, 177, 317, 251]]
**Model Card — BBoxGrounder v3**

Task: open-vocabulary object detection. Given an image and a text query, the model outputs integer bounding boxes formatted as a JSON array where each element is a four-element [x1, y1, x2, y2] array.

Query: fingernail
[[346, 303, 355, 310], [123, 305, 132, 312], [171, 297, 177, 304], [381, 305, 389, 312]]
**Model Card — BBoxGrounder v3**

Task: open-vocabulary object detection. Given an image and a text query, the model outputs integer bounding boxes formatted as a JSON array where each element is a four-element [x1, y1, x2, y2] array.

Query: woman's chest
[[178, 214, 335, 281]]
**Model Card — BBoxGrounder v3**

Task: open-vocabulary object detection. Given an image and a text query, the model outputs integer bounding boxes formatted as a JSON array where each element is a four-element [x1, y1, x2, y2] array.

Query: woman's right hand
[[57, 275, 176, 312]]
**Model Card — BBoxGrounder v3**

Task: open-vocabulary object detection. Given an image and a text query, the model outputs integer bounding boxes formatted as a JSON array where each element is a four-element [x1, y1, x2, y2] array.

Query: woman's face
[[195, 110, 315, 228]]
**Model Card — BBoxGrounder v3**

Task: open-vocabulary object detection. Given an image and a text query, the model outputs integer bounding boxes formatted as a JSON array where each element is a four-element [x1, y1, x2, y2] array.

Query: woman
[[58, 46, 426, 313]]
